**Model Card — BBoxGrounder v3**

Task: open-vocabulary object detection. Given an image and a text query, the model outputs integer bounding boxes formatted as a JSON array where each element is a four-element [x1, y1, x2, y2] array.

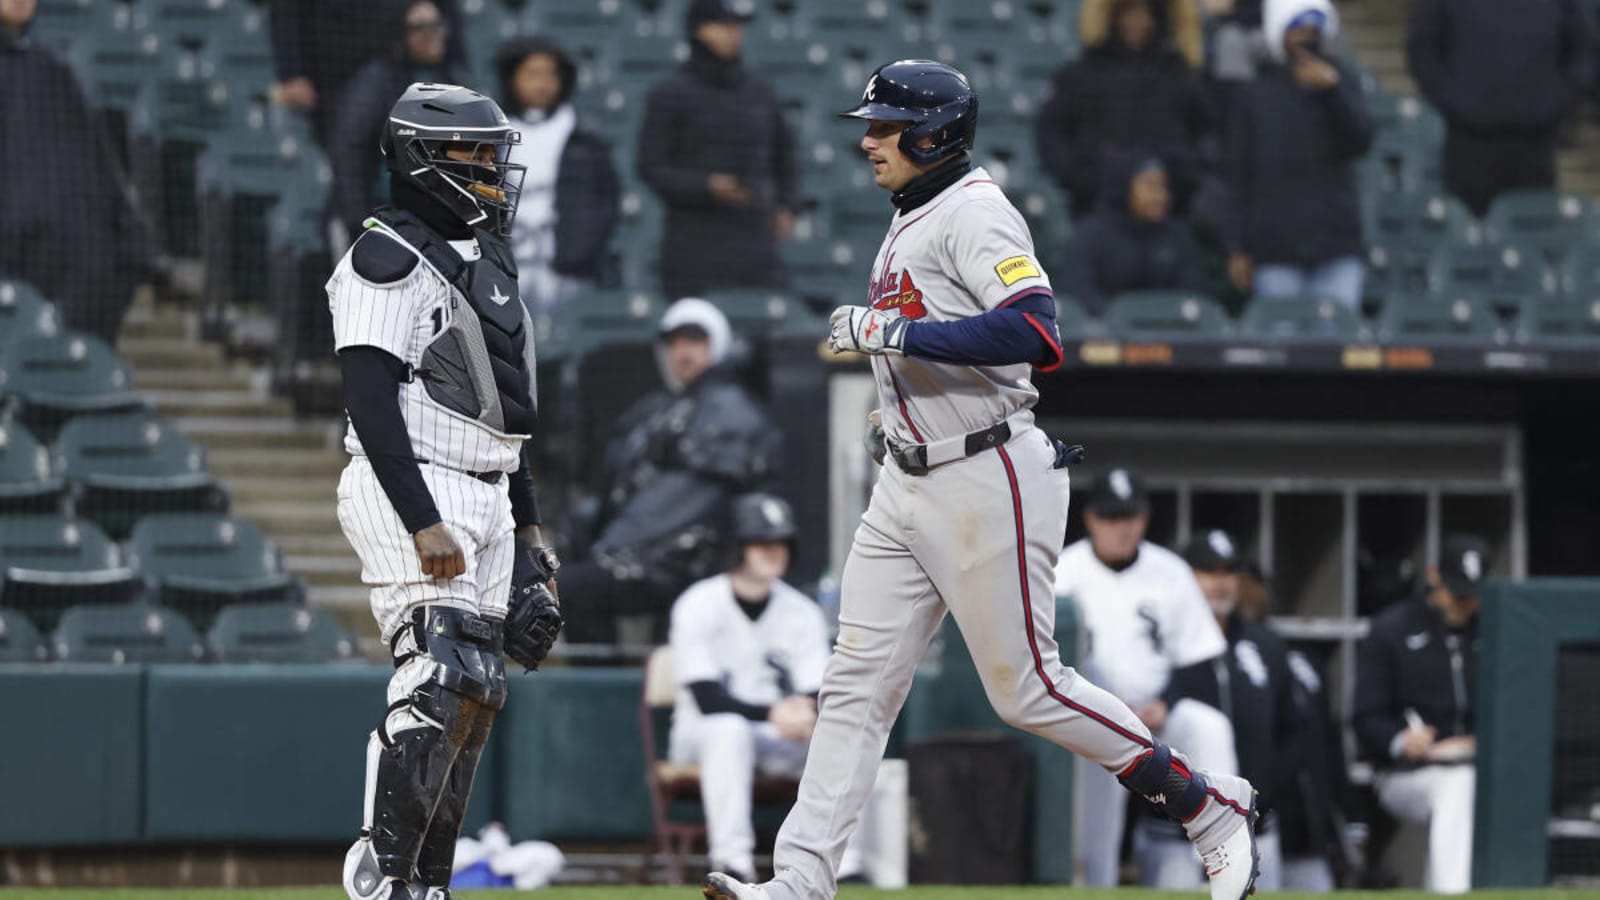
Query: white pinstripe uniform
[[328, 223, 531, 644]]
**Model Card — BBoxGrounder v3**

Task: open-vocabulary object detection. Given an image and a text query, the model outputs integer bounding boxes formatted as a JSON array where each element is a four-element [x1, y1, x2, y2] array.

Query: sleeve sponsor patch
[[994, 255, 1041, 286]]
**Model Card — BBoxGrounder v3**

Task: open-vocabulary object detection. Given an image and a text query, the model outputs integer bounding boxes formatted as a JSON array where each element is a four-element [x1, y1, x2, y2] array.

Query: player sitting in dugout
[[1353, 534, 1486, 894], [668, 493, 876, 885], [1054, 468, 1243, 890], [558, 298, 782, 646]]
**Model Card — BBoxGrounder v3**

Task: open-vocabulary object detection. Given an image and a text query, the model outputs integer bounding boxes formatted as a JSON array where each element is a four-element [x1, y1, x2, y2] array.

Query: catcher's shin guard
[[358, 607, 507, 881], [414, 699, 498, 887]]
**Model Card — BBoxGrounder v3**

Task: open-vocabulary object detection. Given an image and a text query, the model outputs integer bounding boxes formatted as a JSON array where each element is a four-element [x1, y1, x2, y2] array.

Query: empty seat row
[[0, 602, 355, 665], [1064, 290, 1600, 344], [0, 511, 297, 632]]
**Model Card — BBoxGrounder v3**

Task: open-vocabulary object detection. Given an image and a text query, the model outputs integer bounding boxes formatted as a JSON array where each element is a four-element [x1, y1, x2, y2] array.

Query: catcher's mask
[[381, 82, 527, 237]]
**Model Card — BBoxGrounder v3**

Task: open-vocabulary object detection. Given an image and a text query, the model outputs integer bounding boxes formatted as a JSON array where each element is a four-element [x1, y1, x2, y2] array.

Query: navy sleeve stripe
[[996, 285, 1055, 310]]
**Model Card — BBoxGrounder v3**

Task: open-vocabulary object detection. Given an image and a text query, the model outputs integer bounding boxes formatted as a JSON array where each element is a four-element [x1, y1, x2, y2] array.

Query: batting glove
[[828, 305, 909, 355]]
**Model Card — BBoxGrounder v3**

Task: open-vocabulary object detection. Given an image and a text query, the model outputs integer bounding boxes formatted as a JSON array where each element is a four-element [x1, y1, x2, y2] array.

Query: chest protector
[[369, 208, 538, 436]]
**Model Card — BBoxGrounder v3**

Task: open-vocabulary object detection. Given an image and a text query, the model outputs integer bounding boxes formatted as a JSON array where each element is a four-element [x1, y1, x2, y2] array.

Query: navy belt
[[888, 422, 1012, 476], [417, 458, 504, 484]]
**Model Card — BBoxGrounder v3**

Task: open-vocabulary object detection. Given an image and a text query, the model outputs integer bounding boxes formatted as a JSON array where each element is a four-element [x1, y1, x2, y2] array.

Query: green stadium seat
[[1105, 290, 1233, 338], [0, 331, 144, 441], [927, 0, 1027, 51], [207, 603, 357, 664], [829, 188, 895, 242], [143, 0, 238, 46], [208, 6, 277, 88], [64, 5, 163, 115], [1484, 189, 1598, 265], [0, 515, 140, 631], [0, 422, 67, 516], [0, 279, 61, 343], [1376, 292, 1505, 343], [28, 0, 99, 52], [1056, 296, 1097, 339], [1515, 296, 1600, 342], [608, 28, 687, 85], [1426, 240, 1557, 314], [0, 607, 47, 662], [52, 604, 205, 665], [700, 289, 821, 333], [1369, 192, 1480, 272], [528, 0, 624, 55], [55, 412, 227, 540], [1240, 295, 1370, 340], [783, 238, 860, 307], [127, 513, 298, 629]]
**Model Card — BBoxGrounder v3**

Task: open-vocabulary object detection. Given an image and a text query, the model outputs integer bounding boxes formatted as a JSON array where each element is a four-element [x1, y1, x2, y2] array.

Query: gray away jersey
[[327, 226, 530, 474], [864, 167, 1057, 444]]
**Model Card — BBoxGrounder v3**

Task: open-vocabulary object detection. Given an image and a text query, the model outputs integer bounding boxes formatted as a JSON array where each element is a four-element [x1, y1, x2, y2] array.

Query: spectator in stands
[[1054, 468, 1237, 889], [0, 0, 155, 342], [1060, 151, 1205, 315], [496, 37, 620, 312], [1352, 534, 1487, 894], [1223, 0, 1372, 310], [328, 0, 467, 251], [1181, 530, 1300, 891], [268, 0, 466, 147], [668, 493, 868, 884], [637, 0, 801, 299], [1407, 0, 1597, 218], [559, 298, 781, 646], [1034, 0, 1214, 218]]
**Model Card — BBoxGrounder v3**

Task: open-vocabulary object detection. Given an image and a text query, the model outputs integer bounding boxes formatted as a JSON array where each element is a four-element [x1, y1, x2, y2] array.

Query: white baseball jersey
[[669, 574, 829, 737], [1054, 539, 1228, 708], [327, 223, 528, 475], [865, 166, 1056, 443]]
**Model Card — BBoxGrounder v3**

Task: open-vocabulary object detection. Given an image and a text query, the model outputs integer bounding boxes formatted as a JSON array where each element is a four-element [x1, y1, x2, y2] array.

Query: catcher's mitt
[[505, 543, 562, 671]]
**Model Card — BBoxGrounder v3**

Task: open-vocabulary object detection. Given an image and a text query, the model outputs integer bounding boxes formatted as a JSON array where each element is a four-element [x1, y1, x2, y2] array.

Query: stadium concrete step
[[118, 303, 195, 342], [133, 365, 261, 392], [207, 447, 349, 479], [285, 554, 363, 587], [243, 501, 342, 534], [116, 335, 226, 368], [142, 389, 294, 419], [226, 475, 340, 505], [178, 416, 342, 450]]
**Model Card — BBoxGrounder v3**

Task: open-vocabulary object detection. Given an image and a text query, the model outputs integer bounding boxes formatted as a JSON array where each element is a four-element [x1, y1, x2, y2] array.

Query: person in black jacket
[[1407, 0, 1598, 218], [0, 0, 155, 342], [268, 0, 467, 147], [1352, 533, 1487, 894], [558, 298, 781, 646], [328, 0, 467, 249], [1060, 151, 1205, 315], [496, 36, 620, 312], [1034, 0, 1214, 218], [1224, 0, 1371, 310], [636, 0, 800, 299], [1174, 530, 1301, 892]]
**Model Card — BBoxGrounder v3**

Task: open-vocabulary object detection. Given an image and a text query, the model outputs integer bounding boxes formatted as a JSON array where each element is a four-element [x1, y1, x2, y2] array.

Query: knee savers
[[1117, 741, 1209, 823]]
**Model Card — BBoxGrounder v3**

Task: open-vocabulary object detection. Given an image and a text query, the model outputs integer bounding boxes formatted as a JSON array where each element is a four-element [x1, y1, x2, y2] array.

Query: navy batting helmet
[[380, 82, 525, 237], [731, 493, 796, 545], [838, 60, 978, 165]]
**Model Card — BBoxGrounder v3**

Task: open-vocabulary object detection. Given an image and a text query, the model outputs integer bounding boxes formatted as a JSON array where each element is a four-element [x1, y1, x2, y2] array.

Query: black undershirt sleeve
[[338, 345, 441, 534], [688, 680, 771, 722], [507, 444, 541, 529]]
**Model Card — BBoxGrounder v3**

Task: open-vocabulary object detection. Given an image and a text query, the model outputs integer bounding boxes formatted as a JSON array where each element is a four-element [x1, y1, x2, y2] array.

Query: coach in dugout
[[1353, 534, 1487, 894], [1054, 468, 1240, 889]]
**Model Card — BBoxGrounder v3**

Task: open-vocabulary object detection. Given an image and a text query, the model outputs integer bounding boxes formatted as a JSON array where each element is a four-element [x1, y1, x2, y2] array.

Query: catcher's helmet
[[838, 59, 978, 165], [732, 493, 797, 545], [380, 82, 525, 237]]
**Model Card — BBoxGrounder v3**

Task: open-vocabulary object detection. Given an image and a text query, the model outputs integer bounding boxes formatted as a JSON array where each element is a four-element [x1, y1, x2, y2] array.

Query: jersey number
[[430, 308, 444, 336]]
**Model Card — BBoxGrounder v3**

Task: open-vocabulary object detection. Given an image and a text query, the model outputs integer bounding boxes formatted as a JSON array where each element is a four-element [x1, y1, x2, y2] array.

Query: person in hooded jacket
[[328, 0, 468, 249], [497, 36, 619, 312], [1060, 152, 1205, 316], [636, 0, 801, 299], [558, 298, 782, 646], [1408, 0, 1597, 218], [1223, 0, 1372, 310], [1034, 0, 1215, 219], [0, 0, 155, 342]]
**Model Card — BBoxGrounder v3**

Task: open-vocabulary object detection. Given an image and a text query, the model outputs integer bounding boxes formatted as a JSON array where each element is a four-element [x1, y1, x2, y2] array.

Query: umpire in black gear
[[1351, 534, 1485, 893], [1181, 530, 1302, 890], [636, 0, 801, 298]]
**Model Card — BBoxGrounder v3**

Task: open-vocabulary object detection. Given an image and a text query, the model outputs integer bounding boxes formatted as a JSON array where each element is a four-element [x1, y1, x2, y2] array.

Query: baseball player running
[[329, 83, 563, 900], [702, 61, 1258, 900]]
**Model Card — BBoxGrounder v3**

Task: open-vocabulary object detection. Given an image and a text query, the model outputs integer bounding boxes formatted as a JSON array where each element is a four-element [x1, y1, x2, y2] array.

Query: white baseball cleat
[[1200, 794, 1261, 900], [701, 872, 768, 899]]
